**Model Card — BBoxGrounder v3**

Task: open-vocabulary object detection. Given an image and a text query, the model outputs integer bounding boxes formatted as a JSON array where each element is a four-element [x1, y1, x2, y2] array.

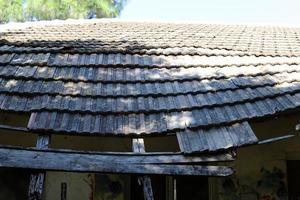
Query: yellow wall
[[218, 112, 300, 200], [42, 135, 178, 200], [45, 172, 93, 200]]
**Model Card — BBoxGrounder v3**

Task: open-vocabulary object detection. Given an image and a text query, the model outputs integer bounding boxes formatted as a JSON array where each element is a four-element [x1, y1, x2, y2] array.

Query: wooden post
[[28, 134, 51, 200], [132, 138, 154, 200]]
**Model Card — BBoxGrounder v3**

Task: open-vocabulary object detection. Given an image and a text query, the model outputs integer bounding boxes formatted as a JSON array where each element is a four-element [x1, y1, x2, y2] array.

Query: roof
[[1, 20, 300, 153]]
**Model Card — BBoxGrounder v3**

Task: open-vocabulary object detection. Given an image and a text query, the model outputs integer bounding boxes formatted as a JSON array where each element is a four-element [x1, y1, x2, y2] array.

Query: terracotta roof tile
[[1, 20, 300, 152]]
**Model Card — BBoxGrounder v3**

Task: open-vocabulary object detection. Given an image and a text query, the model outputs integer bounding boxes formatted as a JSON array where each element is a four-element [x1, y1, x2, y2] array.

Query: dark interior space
[[176, 176, 208, 200], [0, 168, 30, 200], [131, 175, 166, 200], [287, 160, 300, 200]]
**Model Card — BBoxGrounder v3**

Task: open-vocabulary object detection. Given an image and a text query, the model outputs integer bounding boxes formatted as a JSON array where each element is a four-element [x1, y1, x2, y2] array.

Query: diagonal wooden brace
[[28, 134, 51, 200], [28, 172, 45, 200], [132, 138, 154, 200]]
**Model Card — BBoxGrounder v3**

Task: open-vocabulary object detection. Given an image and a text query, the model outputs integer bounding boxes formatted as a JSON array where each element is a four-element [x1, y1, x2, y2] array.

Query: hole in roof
[[50, 134, 180, 153], [250, 111, 300, 141], [51, 135, 132, 152], [0, 111, 30, 127], [144, 135, 180, 152], [0, 129, 37, 147]]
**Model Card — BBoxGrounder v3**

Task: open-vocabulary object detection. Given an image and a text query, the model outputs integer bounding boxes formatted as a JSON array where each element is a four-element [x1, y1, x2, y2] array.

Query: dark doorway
[[131, 175, 166, 200], [0, 168, 30, 200], [176, 176, 209, 200], [287, 160, 300, 200]]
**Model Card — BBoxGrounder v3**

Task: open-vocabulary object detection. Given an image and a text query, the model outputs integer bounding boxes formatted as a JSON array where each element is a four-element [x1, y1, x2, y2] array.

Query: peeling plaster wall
[[218, 112, 300, 200], [219, 143, 288, 200]]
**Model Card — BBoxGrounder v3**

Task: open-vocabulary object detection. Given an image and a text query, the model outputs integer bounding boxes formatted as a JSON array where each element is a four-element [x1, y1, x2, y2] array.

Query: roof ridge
[[1, 18, 300, 31]]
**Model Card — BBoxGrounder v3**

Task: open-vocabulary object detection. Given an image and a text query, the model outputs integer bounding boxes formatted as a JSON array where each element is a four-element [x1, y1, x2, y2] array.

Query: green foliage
[[0, 0, 127, 23], [0, 0, 23, 23]]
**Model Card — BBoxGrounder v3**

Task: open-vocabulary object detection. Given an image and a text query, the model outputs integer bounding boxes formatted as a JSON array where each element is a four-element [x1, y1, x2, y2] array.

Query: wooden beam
[[28, 135, 51, 200], [0, 146, 233, 176], [258, 134, 295, 145], [133, 138, 154, 200], [0, 145, 235, 163], [0, 124, 28, 132]]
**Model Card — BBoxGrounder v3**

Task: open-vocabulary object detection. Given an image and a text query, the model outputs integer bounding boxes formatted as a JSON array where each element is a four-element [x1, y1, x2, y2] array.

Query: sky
[[120, 0, 300, 26]]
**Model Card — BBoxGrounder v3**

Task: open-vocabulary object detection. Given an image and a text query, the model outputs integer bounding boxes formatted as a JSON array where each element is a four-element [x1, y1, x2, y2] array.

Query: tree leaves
[[0, 0, 23, 23], [0, 0, 127, 23]]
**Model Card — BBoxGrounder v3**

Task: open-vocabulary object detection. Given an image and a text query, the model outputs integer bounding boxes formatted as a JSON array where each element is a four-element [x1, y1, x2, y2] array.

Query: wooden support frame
[[0, 145, 233, 176], [28, 134, 51, 200], [132, 138, 154, 200], [0, 144, 234, 163]]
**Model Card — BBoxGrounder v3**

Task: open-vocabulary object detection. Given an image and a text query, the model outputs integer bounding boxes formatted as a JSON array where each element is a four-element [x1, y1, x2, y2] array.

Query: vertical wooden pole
[[61, 182, 67, 200], [166, 176, 174, 200], [132, 138, 154, 200], [28, 134, 51, 200]]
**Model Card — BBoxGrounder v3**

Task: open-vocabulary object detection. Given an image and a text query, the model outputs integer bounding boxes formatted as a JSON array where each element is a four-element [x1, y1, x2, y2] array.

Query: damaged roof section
[[177, 122, 258, 154], [1, 20, 300, 153]]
